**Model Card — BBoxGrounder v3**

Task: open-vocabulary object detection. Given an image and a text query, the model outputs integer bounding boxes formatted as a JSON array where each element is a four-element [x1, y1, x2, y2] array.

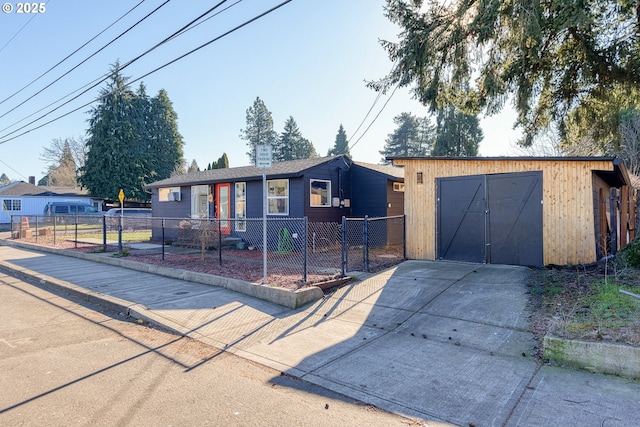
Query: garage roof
[[387, 156, 631, 187]]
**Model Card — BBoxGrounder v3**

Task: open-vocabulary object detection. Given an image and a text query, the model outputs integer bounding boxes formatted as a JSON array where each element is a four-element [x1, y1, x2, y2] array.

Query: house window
[[235, 182, 246, 231], [310, 179, 331, 207], [417, 172, 423, 184], [2, 199, 21, 211], [268, 179, 289, 215], [159, 187, 181, 202], [393, 182, 405, 192]]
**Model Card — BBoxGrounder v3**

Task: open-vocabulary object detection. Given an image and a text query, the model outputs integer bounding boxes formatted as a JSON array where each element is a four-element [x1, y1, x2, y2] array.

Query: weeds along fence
[[10, 214, 405, 283]]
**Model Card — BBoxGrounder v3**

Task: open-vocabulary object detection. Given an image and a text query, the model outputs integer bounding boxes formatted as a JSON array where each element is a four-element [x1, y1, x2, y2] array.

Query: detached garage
[[390, 157, 636, 266]]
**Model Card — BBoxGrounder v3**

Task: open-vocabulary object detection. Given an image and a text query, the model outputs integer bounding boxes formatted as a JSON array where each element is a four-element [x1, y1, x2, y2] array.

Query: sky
[[0, 0, 522, 183]]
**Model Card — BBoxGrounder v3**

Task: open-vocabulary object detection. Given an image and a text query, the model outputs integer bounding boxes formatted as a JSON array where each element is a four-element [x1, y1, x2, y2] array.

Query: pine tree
[[240, 97, 277, 165], [188, 159, 199, 172], [46, 140, 77, 186], [432, 107, 483, 156], [80, 64, 184, 200], [379, 113, 433, 163], [327, 124, 350, 157], [276, 116, 317, 161], [216, 153, 229, 169], [373, 0, 640, 146]]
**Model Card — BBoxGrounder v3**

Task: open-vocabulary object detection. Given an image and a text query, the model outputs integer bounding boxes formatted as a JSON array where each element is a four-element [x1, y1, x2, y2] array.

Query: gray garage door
[[437, 171, 543, 266]]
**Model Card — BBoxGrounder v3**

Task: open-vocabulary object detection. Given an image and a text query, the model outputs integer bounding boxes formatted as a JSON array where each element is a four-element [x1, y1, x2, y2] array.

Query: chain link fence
[[343, 215, 406, 273], [10, 214, 405, 284]]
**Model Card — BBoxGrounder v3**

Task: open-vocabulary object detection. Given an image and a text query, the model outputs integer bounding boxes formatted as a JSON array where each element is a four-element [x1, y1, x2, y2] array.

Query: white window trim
[[267, 179, 289, 216], [235, 182, 246, 232], [310, 179, 331, 207], [2, 199, 21, 211]]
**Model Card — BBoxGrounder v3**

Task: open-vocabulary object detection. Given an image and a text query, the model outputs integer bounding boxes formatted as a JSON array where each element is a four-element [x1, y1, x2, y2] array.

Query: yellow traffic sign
[[118, 189, 125, 204]]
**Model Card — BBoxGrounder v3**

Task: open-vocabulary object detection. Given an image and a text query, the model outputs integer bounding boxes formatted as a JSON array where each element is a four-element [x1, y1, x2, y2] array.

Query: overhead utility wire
[[0, 0, 231, 137], [129, 0, 292, 86], [0, 0, 289, 144], [345, 64, 396, 149], [0, 0, 240, 135], [0, 0, 170, 122], [0, 0, 147, 107], [348, 83, 399, 151], [0, 0, 51, 54], [347, 90, 383, 144]]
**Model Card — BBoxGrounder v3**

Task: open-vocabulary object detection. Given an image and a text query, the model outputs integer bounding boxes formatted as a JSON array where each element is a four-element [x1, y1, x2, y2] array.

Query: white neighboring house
[[0, 181, 103, 224]]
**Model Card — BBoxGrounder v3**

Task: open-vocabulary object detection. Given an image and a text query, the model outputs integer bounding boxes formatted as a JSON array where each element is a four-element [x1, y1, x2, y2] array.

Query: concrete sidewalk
[[1, 242, 639, 426]]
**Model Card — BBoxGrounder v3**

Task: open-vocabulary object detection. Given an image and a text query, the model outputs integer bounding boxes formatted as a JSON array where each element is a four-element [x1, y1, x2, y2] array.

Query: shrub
[[617, 236, 640, 268]]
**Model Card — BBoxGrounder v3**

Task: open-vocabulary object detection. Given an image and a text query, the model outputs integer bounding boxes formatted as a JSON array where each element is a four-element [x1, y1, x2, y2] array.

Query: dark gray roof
[[352, 161, 404, 180], [0, 181, 89, 197], [145, 155, 351, 189]]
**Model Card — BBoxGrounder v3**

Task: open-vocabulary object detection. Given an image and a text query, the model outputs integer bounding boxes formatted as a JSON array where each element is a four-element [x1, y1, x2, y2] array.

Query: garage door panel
[[487, 172, 542, 266], [437, 172, 543, 266], [437, 176, 486, 263]]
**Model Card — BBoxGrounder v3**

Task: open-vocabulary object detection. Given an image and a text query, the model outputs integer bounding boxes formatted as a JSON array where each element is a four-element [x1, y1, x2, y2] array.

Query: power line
[[0, 0, 147, 107], [0, 0, 293, 145], [0, 0, 170, 121], [0, 0, 242, 136], [0, 0, 51, 55], [0, 158, 29, 181], [0, 0, 232, 138], [348, 83, 399, 151], [347, 90, 383, 145]]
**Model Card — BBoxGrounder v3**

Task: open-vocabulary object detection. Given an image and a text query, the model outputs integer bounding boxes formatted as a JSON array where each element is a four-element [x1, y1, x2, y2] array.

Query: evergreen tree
[[148, 88, 184, 178], [432, 107, 483, 156], [373, 0, 640, 146], [0, 173, 9, 186], [45, 140, 78, 186], [379, 113, 433, 163], [275, 116, 317, 161], [240, 97, 277, 165], [215, 153, 229, 169], [327, 124, 350, 157], [80, 64, 184, 200], [206, 153, 230, 169], [40, 136, 87, 179], [188, 159, 199, 172]]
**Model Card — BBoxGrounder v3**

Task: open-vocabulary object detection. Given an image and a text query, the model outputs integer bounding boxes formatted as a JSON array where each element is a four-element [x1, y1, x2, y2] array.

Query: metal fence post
[[118, 215, 123, 252], [303, 217, 308, 283], [102, 216, 107, 252], [341, 216, 347, 276], [363, 215, 369, 272], [53, 218, 56, 245], [75, 217, 78, 249], [161, 218, 165, 260], [218, 219, 222, 268]]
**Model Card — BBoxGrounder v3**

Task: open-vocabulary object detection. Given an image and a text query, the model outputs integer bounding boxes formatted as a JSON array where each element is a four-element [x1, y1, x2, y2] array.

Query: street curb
[[544, 335, 640, 379], [0, 239, 324, 309], [0, 259, 137, 316]]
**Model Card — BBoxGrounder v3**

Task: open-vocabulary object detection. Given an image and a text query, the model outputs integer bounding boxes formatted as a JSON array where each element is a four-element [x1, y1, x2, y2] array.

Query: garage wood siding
[[394, 158, 616, 266]]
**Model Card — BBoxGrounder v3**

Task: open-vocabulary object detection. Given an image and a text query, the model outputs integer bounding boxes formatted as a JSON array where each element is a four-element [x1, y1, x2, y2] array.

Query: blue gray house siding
[[349, 163, 403, 218], [145, 155, 402, 243]]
